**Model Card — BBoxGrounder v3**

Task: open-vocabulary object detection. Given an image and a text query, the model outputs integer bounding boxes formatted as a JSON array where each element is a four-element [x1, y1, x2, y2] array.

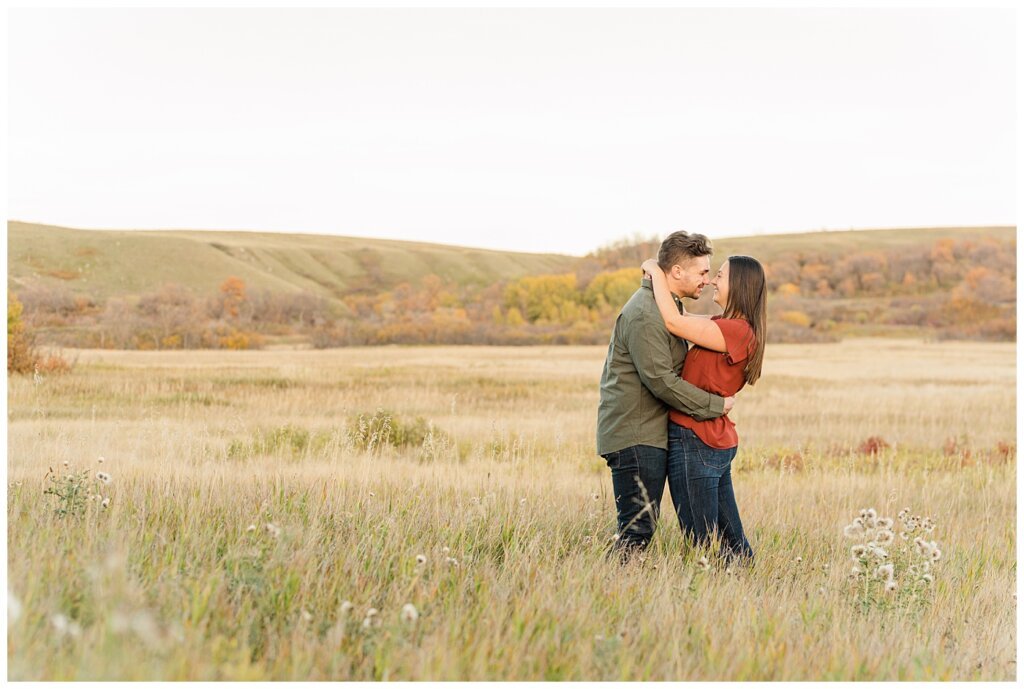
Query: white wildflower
[[50, 613, 82, 638], [339, 601, 354, 616], [265, 523, 281, 538], [101, 497, 110, 509], [875, 563, 895, 580], [851, 544, 867, 559], [921, 573, 934, 585], [876, 517, 894, 530], [416, 554, 427, 565], [8, 590, 22, 624], [875, 529, 895, 546], [696, 556, 710, 571], [362, 607, 380, 629], [97, 456, 105, 464], [401, 603, 418, 623], [884, 579, 898, 593], [96, 471, 112, 485]]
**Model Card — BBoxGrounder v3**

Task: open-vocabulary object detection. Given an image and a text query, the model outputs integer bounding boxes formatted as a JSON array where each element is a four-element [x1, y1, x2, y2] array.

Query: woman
[[640, 255, 766, 563]]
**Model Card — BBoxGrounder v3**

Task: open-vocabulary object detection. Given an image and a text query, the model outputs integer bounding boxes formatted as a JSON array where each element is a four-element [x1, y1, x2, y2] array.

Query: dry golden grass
[[6, 339, 1016, 680]]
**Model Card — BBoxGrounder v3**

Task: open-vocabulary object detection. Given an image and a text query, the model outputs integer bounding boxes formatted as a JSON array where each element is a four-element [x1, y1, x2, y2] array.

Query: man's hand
[[723, 396, 736, 414]]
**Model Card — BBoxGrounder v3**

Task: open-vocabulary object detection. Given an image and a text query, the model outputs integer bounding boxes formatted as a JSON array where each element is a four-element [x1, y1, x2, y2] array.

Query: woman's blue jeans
[[668, 424, 754, 562]]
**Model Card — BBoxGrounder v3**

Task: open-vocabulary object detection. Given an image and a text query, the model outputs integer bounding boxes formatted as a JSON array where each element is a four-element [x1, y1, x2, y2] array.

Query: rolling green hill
[[7, 221, 1015, 350], [7, 221, 581, 301], [594, 225, 1017, 269]]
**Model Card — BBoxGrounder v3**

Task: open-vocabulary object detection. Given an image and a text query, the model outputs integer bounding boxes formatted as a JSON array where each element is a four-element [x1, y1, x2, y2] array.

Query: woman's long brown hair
[[722, 255, 767, 385]]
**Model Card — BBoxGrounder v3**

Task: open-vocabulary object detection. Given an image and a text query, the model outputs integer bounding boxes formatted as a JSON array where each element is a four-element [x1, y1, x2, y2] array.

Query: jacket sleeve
[[625, 314, 726, 421]]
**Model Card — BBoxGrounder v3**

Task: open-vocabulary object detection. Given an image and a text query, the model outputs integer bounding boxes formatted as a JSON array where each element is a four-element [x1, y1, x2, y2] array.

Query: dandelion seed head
[[401, 603, 418, 623], [96, 471, 112, 485], [697, 556, 710, 571], [922, 573, 934, 584], [875, 529, 895, 546], [876, 517, 894, 530], [339, 601, 354, 615], [876, 563, 894, 580], [366, 607, 378, 618], [851, 544, 867, 558], [885, 579, 898, 593], [931, 548, 942, 562], [794, 556, 803, 564], [265, 523, 281, 538], [97, 456, 105, 464], [416, 554, 427, 565], [843, 523, 865, 539], [101, 497, 110, 509]]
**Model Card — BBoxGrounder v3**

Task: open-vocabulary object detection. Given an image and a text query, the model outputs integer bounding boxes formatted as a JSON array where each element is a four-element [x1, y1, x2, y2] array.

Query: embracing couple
[[597, 231, 766, 565]]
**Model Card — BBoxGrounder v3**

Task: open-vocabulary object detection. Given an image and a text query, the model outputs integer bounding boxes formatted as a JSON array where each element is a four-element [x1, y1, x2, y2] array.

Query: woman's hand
[[640, 258, 660, 276]]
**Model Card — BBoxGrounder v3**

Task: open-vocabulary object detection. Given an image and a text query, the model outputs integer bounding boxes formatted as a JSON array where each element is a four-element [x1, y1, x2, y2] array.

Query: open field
[[7, 339, 1016, 680]]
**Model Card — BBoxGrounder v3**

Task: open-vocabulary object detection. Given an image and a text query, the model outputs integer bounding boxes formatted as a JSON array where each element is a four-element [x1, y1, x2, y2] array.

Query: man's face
[[670, 255, 712, 299]]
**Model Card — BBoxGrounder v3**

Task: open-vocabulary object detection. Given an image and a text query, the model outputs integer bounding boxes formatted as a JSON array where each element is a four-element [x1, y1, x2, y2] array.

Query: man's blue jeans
[[667, 424, 754, 562], [603, 444, 667, 554]]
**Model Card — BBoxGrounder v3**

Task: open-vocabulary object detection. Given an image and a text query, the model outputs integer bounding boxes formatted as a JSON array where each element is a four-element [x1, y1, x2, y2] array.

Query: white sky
[[7, 7, 1016, 255]]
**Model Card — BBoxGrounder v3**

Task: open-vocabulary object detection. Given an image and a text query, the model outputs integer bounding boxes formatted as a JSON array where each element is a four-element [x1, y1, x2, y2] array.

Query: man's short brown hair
[[658, 231, 713, 271]]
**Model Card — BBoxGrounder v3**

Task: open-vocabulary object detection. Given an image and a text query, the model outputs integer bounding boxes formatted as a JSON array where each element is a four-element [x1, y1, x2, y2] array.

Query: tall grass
[[7, 339, 1016, 680]]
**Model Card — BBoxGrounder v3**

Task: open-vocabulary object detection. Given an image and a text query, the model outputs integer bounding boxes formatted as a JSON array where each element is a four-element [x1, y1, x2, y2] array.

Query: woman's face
[[711, 259, 730, 308]]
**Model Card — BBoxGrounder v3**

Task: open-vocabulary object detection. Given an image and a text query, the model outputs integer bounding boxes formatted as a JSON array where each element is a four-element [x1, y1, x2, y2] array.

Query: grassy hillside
[[7, 221, 1015, 350], [7, 221, 580, 300], [594, 225, 1016, 269]]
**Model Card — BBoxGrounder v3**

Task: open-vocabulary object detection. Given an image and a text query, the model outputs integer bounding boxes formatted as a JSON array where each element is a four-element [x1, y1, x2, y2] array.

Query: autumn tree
[[218, 276, 248, 320]]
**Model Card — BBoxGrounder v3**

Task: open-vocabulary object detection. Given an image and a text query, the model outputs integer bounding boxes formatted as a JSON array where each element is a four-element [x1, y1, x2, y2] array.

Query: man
[[597, 231, 735, 556]]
